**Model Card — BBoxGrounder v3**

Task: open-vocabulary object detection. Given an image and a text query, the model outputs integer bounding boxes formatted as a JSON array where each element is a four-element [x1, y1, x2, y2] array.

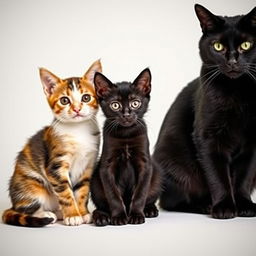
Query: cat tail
[[2, 208, 54, 227]]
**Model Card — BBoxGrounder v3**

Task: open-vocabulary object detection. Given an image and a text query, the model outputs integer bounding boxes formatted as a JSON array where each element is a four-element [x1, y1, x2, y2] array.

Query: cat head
[[39, 59, 102, 123], [94, 68, 151, 128], [195, 4, 256, 79]]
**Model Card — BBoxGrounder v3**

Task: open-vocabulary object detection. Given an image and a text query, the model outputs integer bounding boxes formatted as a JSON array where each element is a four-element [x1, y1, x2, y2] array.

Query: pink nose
[[73, 108, 80, 113]]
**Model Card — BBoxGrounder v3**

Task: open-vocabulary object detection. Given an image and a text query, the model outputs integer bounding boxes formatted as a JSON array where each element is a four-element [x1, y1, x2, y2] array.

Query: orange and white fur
[[2, 60, 102, 227]]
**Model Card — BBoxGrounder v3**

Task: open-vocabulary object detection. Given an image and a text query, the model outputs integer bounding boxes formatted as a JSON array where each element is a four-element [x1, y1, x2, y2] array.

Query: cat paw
[[82, 213, 92, 224], [212, 198, 237, 219], [237, 199, 256, 217], [64, 216, 83, 226], [33, 211, 57, 224], [129, 212, 145, 224], [144, 204, 159, 218], [92, 210, 110, 226], [111, 212, 128, 226]]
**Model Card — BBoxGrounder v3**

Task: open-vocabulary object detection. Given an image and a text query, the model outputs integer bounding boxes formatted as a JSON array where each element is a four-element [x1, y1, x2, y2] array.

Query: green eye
[[110, 102, 121, 111], [60, 96, 70, 105], [240, 41, 252, 51], [213, 42, 224, 52]]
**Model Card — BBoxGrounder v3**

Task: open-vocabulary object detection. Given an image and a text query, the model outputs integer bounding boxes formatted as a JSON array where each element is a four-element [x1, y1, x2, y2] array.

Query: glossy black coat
[[153, 5, 256, 219]]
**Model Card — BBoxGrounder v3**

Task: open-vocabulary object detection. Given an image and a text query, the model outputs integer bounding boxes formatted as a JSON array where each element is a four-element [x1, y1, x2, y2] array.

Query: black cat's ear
[[194, 4, 225, 33], [132, 68, 151, 96], [94, 72, 113, 99], [39, 68, 62, 97], [239, 6, 256, 29]]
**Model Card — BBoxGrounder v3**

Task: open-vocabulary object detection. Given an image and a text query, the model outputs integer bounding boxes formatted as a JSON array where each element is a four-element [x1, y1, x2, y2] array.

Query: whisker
[[246, 70, 256, 82], [200, 68, 219, 80], [201, 69, 221, 87]]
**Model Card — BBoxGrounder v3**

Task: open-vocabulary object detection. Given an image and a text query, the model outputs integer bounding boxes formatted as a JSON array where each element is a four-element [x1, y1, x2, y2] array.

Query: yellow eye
[[130, 100, 141, 109], [110, 101, 121, 111], [240, 41, 252, 51], [213, 42, 224, 52]]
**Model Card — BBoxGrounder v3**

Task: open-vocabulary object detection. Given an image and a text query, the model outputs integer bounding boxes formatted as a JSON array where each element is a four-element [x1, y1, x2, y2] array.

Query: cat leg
[[98, 163, 128, 226], [231, 149, 256, 217], [73, 169, 92, 224], [32, 210, 57, 223], [4, 182, 56, 227], [3, 165, 59, 227], [144, 163, 162, 218], [197, 139, 237, 219], [46, 161, 83, 226], [90, 168, 111, 226], [32, 191, 61, 224], [128, 161, 153, 225]]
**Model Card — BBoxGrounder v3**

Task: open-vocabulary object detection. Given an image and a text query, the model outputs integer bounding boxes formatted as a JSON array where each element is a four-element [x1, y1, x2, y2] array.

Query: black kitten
[[153, 4, 256, 219], [91, 69, 161, 226]]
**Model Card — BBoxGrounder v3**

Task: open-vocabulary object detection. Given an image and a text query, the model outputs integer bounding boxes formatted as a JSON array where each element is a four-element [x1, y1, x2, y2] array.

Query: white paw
[[82, 213, 92, 224], [64, 216, 83, 226], [33, 211, 57, 223]]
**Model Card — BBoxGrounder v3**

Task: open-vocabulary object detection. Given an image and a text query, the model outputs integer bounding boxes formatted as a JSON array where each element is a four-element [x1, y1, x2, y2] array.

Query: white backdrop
[[0, 1, 256, 255]]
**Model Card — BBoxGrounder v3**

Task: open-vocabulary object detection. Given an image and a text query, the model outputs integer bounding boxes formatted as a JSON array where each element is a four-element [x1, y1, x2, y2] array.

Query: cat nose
[[228, 58, 237, 66], [73, 107, 80, 113], [227, 58, 239, 71], [123, 113, 130, 117], [123, 108, 131, 117]]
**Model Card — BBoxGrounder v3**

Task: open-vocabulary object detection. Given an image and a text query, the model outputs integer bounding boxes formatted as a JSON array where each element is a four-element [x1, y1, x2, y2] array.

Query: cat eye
[[60, 96, 70, 105], [130, 100, 141, 109], [240, 41, 252, 51], [213, 42, 224, 52], [110, 102, 121, 111], [82, 94, 91, 103]]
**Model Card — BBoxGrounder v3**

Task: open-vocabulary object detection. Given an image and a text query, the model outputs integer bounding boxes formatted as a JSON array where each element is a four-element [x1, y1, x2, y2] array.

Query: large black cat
[[90, 69, 161, 226], [153, 4, 256, 219]]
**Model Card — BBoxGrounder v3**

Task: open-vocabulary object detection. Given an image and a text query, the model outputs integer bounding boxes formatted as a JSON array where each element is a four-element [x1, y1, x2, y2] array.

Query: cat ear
[[194, 4, 225, 33], [83, 59, 102, 84], [132, 68, 151, 96], [239, 7, 256, 29], [94, 72, 113, 99], [39, 68, 61, 97]]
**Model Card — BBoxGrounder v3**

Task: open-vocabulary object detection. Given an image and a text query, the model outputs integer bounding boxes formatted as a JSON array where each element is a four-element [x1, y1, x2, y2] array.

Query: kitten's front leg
[[129, 157, 152, 224], [46, 162, 83, 226], [73, 168, 92, 224], [101, 164, 128, 225]]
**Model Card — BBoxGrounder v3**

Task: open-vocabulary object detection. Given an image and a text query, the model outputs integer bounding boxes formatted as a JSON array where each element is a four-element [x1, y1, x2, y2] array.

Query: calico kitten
[[153, 4, 256, 219], [2, 60, 102, 227], [90, 69, 161, 226]]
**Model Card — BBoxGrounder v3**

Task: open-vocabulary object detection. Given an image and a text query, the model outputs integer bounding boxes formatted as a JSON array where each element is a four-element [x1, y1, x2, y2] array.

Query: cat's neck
[[104, 119, 146, 139], [52, 119, 99, 136]]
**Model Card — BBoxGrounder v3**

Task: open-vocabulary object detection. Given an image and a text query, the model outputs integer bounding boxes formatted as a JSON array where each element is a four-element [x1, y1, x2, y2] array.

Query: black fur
[[90, 69, 161, 226], [153, 4, 256, 219]]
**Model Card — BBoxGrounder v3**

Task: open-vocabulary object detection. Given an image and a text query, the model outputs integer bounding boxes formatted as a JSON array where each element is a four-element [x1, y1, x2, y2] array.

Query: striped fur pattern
[[2, 60, 102, 227]]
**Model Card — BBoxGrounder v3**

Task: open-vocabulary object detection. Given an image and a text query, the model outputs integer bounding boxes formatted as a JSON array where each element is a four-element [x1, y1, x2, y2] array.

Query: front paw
[[212, 197, 237, 219], [236, 197, 256, 217], [111, 212, 128, 225], [129, 212, 145, 224], [144, 204, 159, 218], [82, 213, 92, 224], [92, 210, 110, 226], [64, 215, 83, 226]]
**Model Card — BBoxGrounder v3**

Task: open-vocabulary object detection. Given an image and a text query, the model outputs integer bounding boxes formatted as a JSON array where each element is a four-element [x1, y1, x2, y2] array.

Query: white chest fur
[[53, 120, 100, 185]]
